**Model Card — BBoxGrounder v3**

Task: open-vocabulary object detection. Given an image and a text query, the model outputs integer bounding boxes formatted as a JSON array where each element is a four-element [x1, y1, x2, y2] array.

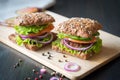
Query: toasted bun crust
[[57, 18, 102, 38], [14, 12, 55, 26], [24, 43, 40, 51], [8, 33, 57, 51], [52, 45, 94, 60]]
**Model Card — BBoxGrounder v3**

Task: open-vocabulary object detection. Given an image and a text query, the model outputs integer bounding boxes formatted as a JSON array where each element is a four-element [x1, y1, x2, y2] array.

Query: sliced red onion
[[31, 32, 53, 44], [20, 32, 53, 44], [20, 32, 49, 39], [63, 38, 93, 51], [50, 77, 59, 80], [64, 62, 80, 72]]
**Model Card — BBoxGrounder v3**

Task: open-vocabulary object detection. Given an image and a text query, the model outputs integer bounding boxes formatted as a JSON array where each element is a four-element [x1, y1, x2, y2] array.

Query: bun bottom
[[52, 45, 95, 60], [8, 33, 57, 51]]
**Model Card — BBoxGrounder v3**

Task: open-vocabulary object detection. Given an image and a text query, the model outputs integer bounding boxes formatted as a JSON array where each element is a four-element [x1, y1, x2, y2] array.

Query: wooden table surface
[[0, 0, 120, 80]]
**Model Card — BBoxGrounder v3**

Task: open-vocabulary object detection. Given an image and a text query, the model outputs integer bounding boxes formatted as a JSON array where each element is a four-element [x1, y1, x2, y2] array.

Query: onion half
[[63, 38, 93, 51]]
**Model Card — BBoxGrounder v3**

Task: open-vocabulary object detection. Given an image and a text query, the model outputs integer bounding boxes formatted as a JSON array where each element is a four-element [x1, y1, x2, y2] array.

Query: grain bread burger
[[52, 18, 102, 59], [9, 12, 56, 51]]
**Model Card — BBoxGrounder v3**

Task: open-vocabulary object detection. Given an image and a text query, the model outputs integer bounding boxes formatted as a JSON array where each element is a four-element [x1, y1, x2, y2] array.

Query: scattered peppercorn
[[65, 60, 68, 62], [32, 69, 36, 73], [48, 56, 51, 59], [16, 63, 20, 67], [13, 65, 17, 68], [61, 74, 65, 78], [51, 72, 56, 76], [63, 55, 67, 58], [24, 77, 28, 80], [58, 60, 62, 62], [55, 72, 61, 77], [24, 77, 31, 80], [48, 54, 52, 57], [19, 59, 22, 62], [27, 77, 31, 80], [47, 52, 50, 54], [42, 53, 46, 56], [13, 59, 24, 69]]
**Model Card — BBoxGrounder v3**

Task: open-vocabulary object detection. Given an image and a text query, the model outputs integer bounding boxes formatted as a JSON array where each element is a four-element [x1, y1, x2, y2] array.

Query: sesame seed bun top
[[14, 12, 55, 26], [57, 17, 102, 38]]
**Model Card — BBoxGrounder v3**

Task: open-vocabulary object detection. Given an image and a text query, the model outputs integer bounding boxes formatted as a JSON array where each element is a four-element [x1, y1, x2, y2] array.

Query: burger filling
[[52, 32, 102, 54], [14, 24, 54, 47], [57, 32, 100, 41], [14, 24, 48, 35]]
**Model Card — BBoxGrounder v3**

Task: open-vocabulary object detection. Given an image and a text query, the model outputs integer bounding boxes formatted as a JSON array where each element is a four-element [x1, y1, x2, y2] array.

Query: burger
[[9, 12, 56, 51], [52, 18, 102, 59]]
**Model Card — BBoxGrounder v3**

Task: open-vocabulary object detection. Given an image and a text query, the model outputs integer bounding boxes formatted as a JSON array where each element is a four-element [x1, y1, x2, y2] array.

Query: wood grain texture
[[0, 11, 120, 80]]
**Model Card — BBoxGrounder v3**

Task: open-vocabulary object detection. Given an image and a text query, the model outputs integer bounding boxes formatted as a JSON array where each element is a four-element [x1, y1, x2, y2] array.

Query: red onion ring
[[63, 38, 93, 51], [31, 32, 54, 44], [64, 62, 80, 72], [50, 77, 59, 80], [20, 32, 49, 39]]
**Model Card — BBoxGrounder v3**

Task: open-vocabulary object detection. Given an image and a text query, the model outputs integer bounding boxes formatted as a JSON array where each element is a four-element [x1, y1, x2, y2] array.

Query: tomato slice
[[66, 37, 97, 44], [27, 24, 54, 37]]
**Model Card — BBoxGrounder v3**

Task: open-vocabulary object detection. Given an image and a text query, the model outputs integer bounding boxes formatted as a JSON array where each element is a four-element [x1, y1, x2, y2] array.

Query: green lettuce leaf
[[16, 36, 42, 47], [52, 38, 102, 55], [92, 32, 100, 36], [23, 39, 42, 48], [16, 35, 51, 47], [57, 32, 100, 41], [57, 33, 92, 41], [84, 38, 102, 54], [14, 25, 47, 35], [16, 35, 23, 45]]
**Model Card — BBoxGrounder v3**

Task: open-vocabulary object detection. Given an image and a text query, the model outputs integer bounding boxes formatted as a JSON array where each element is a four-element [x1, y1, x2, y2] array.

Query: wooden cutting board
[[0, 11, 120, 80]]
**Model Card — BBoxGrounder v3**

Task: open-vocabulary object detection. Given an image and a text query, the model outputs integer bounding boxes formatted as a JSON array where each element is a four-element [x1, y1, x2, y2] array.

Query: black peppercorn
[[58, 60, 62, 62], [42, 53, 47, 56], [51, 72, 55, 76], [63, 55, 67, 58], [13, 65, 17, 68], [47, 52, 50, 54], [19, 59, 22, 62], [48, 56, 51, 59], [32, 69, 36, 73], [65, 60, 68, 62], [16, 63, 20, 67]]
